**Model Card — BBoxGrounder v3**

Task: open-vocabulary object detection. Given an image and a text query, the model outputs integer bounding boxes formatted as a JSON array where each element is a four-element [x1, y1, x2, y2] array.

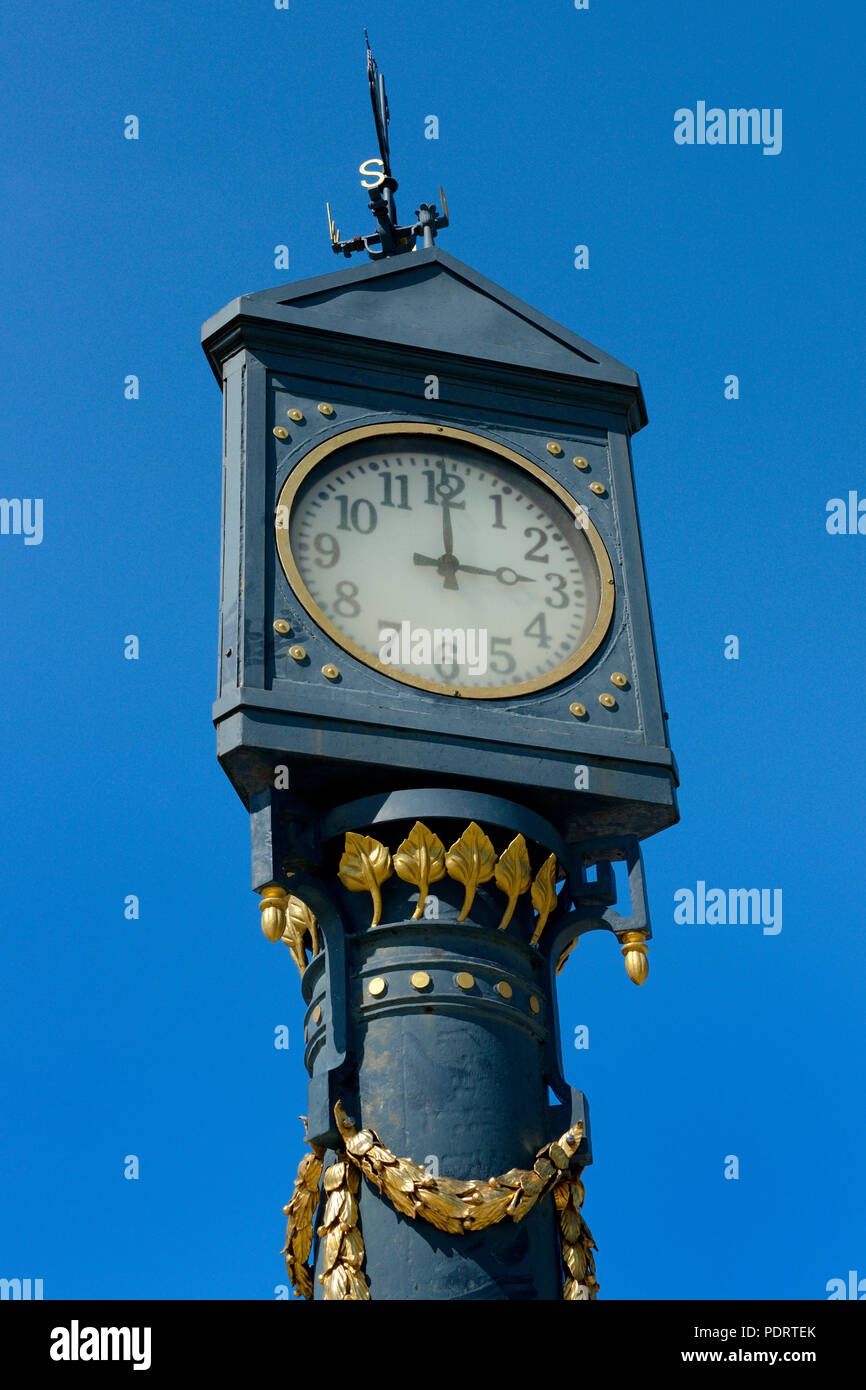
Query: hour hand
[[413, 551, 459, 590]]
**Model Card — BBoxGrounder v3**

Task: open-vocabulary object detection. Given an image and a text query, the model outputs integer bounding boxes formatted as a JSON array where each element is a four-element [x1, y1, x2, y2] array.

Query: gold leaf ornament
[[281, 895, 319, 975], [338, 832, 393, 927], [530, 854, 559, 946], [393, 821, 446, 919], [445, 822, 497, 921], [494, 834, 532, 931]]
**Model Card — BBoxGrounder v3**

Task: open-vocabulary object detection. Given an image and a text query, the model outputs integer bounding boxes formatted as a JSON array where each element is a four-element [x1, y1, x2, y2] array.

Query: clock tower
[[203, 38, 677, 1301]]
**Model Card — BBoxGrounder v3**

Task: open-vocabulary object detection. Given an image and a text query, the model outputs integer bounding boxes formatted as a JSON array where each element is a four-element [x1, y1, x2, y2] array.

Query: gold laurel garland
[[282, 1105, 598, 1301], [554, 1175, 599, 1300], [317, 1157, 370, 1300], [281, 1129, 325, 1301]]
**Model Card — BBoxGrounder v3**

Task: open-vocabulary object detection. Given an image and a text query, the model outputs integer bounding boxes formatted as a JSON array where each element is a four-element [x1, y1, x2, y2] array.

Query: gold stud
[[529, 995, 540, 1015], [273, 426, 289, 439], [546, 441, 563, 456], [599, 693, 616, 709], [590, 482, 606, 496], [573, 456, 589, 470], [317, 403, 334, 416], [569, 702, 587, 718], [273, 619, 291, 635], [321, 664, 339, 680], [287, 409, 303, 422], [611, 672, 628, 688], [368, 977, 386, 997], [455, 972, 475, 990], [495, 981, 513, 1000], [312, 1005, 322, 1024], [411, 971, 431, 990], [289, 645, 306, 661]]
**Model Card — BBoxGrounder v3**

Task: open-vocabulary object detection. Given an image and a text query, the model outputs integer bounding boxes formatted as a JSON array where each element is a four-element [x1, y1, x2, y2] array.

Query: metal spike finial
[[325, 33, 450, 261]]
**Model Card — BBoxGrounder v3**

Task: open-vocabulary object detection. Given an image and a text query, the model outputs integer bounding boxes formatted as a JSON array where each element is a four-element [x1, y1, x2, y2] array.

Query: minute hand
[[458, 564, 535, 584], [412, 554, 535, 585]]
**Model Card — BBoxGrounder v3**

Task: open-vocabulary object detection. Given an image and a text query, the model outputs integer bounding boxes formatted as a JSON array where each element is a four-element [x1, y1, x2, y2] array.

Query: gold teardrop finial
[[620, 930, 649, 985], [259, 884, 289, 942]]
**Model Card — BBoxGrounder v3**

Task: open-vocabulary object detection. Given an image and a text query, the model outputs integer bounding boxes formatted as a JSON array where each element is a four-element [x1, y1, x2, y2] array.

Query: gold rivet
[[312, 1005, 322, 1024], [273, 620, 291, 635], [321, 664, 339, 680], [569, 702, 587, 718], [590, 481, 606, 496], [611, 672, 628, 688], [289, 645, 306, 661], [529, 995, 540, 1015], [495, 981, 513, 1000], [287, 409, 303, 422], [573, 456, 589, 470], [599, 693, 616, 709], [317, 403, 334, 416], [411, 971, 431, 990], [455, 972, 475, 990], [368, 977, 386, 997], [273, 426, 289, 439], [546, 441, 563, 456]]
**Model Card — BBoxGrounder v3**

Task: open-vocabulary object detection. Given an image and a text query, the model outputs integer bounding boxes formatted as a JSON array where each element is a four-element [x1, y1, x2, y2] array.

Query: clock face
[[275, 425, 613, 698]]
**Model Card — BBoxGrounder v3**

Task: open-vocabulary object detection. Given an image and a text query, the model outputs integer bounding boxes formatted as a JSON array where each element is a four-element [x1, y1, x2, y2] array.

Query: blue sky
[[1, 0, 863, 1299]]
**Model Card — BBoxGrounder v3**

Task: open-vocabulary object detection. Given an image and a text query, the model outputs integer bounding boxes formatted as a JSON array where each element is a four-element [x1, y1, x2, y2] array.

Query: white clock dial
[[277, 430, 612, 696]]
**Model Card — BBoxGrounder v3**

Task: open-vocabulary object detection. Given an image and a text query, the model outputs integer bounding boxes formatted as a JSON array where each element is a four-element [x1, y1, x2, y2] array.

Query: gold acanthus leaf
[[393, 822, 446, 920], [494, 834, 532, 931], [445, 822, 497, 921], [530, 854, 559, 946], [281, 895, 319, 976], [338, 832, 393, 927]]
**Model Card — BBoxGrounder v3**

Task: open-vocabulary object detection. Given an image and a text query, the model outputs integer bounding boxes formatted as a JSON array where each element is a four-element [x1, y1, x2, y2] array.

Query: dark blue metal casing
[[202, 248, 678, 858], [292, 789, 592, 1301], [204, 247, 679, 1302]]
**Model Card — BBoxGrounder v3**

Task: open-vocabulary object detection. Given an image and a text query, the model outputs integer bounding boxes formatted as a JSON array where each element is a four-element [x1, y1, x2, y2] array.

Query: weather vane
[[326, 33, 449, 260]]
